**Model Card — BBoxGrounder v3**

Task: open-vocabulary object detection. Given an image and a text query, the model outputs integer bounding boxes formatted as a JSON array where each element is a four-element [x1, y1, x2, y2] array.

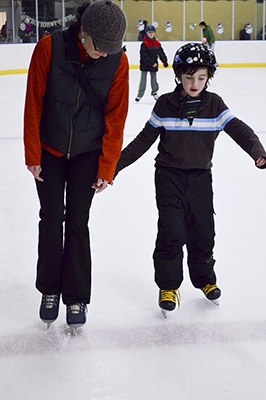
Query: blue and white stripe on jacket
[[149, 109, 235, 132]]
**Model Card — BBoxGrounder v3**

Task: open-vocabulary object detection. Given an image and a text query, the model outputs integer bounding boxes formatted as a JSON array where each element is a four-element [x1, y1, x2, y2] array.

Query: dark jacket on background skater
[[140, 35, 168, 72]]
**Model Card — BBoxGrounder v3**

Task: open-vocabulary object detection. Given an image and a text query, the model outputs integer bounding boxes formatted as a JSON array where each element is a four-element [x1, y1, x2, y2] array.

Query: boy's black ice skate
[[67, 303, 87, 333], [39, 294, 60, 328], [159, 289, 181, 318], [135, 96, 141, 102], [201, 284, 221, 306]]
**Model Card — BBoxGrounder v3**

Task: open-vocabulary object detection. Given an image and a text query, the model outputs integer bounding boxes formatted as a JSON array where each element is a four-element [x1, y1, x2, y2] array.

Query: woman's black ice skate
[[39, 294, 60, 329], [67, 303, 87, 334], [159, 289, 181, 318], [201, 284, 221, 306]]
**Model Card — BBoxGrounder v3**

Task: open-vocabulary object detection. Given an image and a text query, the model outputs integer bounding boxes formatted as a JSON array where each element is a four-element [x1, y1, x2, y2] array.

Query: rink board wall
[[0, 41, 266, 74], [124, 40, 266, 68]]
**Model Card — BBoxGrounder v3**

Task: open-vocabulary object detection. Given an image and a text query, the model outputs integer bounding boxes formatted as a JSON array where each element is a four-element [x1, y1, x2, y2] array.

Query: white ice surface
[[1, 67, 266, 400]]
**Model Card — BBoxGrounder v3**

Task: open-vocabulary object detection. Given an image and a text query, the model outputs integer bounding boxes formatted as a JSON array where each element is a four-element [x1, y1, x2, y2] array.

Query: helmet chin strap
[[174, 78, 186, 94]]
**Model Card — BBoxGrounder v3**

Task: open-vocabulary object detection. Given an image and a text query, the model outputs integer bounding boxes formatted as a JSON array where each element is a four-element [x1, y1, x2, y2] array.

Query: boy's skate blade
[[161, 309, 169, 319], [209, 298, 220, 306]]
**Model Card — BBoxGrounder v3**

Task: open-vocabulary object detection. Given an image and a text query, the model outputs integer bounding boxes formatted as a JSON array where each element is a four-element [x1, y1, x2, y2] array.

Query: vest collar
[[65, 24, 82, 64]]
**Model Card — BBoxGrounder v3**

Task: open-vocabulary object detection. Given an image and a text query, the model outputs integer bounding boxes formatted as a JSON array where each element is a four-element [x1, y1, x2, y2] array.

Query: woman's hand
[[27, 165, 44, 182], [92, 178, 108, 193]]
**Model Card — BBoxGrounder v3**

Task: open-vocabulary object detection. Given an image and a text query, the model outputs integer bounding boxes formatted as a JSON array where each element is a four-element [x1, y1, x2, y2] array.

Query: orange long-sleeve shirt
[[24, 34, 129, 183]]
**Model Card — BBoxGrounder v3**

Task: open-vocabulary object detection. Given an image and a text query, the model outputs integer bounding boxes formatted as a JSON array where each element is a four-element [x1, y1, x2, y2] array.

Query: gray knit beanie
[[81, 0, 127, 55]]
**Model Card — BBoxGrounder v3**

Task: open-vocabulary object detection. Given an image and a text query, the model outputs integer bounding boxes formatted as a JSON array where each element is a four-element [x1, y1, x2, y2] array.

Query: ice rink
[[1, 65, 266, 400]]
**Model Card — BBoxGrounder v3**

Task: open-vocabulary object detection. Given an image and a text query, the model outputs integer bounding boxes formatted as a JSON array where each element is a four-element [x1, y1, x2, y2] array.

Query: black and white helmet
[[173, 43, 216, 74]]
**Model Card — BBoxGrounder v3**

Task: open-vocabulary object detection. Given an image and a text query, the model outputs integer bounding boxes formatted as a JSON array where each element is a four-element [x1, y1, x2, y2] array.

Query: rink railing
[[1, 63, 266, 76], [1, 41, 266, 75]]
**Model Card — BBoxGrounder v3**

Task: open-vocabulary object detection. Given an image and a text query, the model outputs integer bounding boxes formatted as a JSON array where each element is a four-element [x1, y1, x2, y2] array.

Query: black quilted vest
[[40, 25, 122, 158]]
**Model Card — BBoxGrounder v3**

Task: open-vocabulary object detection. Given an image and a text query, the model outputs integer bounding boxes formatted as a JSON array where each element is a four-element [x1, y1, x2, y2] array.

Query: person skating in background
[[0, 21, 7, 42], [199, 21, 215, 52], [239, 23, 251, 40], [24, 0, 129, 331], [115, 43, 266, 317], [256, 25, 266, 40], [18, 17, 36, 43], [135, 25, 168, 102]]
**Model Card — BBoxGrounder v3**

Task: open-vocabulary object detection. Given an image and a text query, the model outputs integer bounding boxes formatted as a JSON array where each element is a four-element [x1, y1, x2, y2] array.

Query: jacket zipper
[[66, 58, 102, 159], [66, 86, 81, 160]]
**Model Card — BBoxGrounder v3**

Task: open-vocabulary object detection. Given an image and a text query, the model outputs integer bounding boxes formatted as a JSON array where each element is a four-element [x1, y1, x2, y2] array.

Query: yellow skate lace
[[202, 284, 218, 295], [161, 289, 181, 309]]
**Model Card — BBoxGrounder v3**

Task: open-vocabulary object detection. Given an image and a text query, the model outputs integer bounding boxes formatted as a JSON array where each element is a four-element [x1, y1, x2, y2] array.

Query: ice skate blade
[[161, 309, 169, 319], [210, 298, 220, 306], [67, 323, 85, 335], [69, 326, 85, 335], [40, 320, 54, 330]]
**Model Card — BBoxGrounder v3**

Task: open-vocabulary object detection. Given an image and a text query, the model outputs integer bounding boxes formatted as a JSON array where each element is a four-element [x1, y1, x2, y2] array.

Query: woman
[[24, 0, 129, 330]]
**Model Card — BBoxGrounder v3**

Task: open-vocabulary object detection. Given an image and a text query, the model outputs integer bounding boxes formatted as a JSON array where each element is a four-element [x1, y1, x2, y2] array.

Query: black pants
[[35, 148, 101, 305], [153, 167, 216, 290]]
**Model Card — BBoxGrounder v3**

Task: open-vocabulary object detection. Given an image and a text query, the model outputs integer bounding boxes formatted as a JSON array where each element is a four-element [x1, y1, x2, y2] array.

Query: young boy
[[115, 43, 266, 316], [135, 25, 168, 102]]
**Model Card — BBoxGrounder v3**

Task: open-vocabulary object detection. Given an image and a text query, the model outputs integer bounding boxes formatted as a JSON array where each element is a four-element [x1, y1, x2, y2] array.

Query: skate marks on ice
[[1, 319, 266, 357], [45, 322, 79, 336]]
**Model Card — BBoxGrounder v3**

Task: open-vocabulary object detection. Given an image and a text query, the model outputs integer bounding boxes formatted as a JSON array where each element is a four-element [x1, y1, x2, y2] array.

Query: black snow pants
[[153, 166, 216, 290], [35, 148, 101, 305]]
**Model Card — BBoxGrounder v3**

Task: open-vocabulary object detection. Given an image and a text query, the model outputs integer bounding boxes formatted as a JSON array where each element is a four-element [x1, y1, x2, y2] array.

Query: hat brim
[[93, 37, 122, 55]]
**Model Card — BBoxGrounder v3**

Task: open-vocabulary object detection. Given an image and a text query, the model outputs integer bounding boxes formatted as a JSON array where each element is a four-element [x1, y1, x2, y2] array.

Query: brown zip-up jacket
[[116, 84, 266, 174]]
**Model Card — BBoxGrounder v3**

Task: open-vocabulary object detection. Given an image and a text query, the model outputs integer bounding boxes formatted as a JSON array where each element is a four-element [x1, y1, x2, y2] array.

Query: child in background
[[116, 43, 266, 316], [138, 19, 148, 41], [135, 25, 168, 102], [199, 21, 215, 52]]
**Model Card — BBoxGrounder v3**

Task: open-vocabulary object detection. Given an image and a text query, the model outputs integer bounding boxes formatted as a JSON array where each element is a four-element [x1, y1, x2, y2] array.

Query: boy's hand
[[92, 178, 108, 193], [256, 156, 266, 168]]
